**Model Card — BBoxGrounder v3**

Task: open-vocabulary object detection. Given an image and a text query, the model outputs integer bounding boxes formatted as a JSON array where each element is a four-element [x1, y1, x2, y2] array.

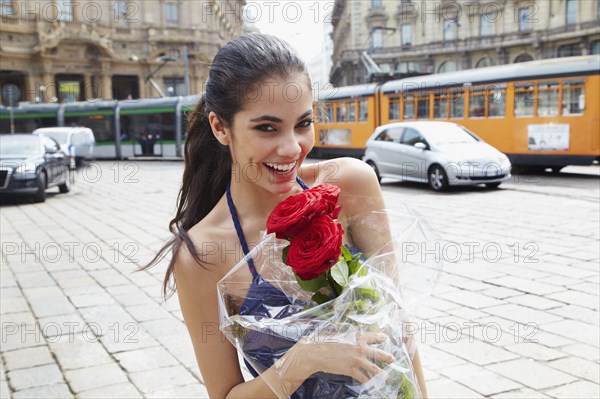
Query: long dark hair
[[142, 34, 310, 298]]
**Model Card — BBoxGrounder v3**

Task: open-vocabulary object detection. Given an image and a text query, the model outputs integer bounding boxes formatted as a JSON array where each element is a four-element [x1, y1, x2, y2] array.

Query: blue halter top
[[226, 177, 358, 399]]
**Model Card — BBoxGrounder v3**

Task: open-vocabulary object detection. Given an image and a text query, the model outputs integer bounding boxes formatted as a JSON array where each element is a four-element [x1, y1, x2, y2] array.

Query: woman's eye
[[297, 119, 314, 129], [255, 124, 275, 132]]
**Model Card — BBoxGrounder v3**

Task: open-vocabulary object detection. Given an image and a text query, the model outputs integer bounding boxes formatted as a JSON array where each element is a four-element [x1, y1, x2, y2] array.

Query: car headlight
[[15, 162, 38, 174]]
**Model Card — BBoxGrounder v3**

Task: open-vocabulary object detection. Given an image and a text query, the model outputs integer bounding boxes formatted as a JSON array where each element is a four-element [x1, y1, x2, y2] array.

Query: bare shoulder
[[173, 202, 232, 287], [302, 157, 380, 195]]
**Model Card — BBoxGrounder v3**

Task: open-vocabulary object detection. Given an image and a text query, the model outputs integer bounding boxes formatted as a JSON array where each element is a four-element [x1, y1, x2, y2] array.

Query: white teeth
[[265, 162, 296, 172]]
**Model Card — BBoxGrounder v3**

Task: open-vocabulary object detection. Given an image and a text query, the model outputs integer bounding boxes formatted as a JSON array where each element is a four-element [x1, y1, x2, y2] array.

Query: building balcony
[[340, 19, 599, 60]]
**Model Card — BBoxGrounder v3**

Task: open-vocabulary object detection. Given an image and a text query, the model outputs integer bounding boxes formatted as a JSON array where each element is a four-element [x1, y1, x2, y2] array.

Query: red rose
[[266, 190, 323, 239], [286, 215, 344, 280], [307, 184, 342, 219]]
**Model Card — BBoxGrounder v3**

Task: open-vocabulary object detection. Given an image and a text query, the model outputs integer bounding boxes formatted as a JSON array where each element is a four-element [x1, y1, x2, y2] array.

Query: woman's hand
[[286, 331, 396, 385]]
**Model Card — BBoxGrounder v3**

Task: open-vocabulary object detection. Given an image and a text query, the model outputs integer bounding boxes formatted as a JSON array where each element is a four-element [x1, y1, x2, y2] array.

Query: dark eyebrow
[[249, 110, 313, 123]]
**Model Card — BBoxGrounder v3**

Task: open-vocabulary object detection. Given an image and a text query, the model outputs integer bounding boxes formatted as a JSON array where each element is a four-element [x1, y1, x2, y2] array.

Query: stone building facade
[[330, 0, 600, 86], [0, 0, 246, 104]]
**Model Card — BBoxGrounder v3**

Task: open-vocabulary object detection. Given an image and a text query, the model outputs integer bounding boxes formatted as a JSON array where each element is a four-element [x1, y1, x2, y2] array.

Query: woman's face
[[226, 73, 315, 195]]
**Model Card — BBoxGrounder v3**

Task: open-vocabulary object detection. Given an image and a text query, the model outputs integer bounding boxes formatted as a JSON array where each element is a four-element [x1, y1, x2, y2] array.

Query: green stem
[[326, 272, 339, 297]]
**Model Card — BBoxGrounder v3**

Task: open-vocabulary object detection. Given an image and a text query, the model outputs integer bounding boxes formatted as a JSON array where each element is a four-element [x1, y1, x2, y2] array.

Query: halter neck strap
[[226, 176, 309, 277]]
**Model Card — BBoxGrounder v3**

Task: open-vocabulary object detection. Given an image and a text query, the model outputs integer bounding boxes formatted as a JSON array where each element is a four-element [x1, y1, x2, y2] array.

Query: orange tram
[[312, 55, 600, 171]]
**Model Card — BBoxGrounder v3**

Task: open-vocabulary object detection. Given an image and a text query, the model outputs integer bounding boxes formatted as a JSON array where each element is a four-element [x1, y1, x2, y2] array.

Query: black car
[[0, 134, 71, 203]]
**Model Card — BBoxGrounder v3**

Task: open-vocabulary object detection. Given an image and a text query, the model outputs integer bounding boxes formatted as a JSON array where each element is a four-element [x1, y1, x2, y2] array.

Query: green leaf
[[340, 245, 353, 262], [282, 245, 289, 264], [311, 291, 330, 305], [295, 273, 328, 292], [330, 258, 349, 288]]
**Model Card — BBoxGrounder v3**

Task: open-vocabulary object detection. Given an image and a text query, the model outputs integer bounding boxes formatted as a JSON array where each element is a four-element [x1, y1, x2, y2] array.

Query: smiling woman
[[142, 33, 428, 399]]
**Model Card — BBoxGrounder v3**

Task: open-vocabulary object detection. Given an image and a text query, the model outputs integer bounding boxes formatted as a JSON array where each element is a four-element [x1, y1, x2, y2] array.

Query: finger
[[361, 344, 395, 364], [358, 359, 387, 382], [359, 332, 388, 345], [350, 367, 370, 385]]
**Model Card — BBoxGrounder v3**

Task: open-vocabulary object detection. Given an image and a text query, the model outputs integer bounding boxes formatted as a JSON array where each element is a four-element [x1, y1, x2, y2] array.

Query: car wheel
[[366, 161, 381, 183], [33, 172, 47, 203], [428, 164, 449, 191], [485, 182, 501, 189], [59, 171, 71, 193]]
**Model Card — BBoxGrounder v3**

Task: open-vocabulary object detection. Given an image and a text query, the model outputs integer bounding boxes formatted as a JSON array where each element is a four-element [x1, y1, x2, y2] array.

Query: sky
[[244, 0, 332, 63]]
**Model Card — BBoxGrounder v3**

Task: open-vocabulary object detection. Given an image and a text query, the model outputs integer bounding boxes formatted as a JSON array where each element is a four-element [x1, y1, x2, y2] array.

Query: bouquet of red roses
[[218, 184, 441, 398]]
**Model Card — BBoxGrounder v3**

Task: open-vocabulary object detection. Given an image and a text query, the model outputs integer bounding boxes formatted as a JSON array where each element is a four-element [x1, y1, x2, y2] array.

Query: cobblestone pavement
[[1, 161, 598, 398]]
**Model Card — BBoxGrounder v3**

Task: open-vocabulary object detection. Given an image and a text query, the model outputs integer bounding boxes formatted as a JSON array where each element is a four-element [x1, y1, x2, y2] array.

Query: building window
[[438, 60, 458, 73], [558, 44, 581, 57], [443, 19, 457, 41], [566, 0, 577, 25], [401, 24, 412, 46], [591, 40, 600, 55], [0, 0, 15, 16], [164, 77, 185, 96], [514, 53, 534, 63], [372, 28, 383, 48], [165, 2, 179, 27], [480, 12, 495, 36], [58, 0, 73, 21], [519, 7, 532, 31], [475, 57, 497, 68], [371, 0, 382, 7]]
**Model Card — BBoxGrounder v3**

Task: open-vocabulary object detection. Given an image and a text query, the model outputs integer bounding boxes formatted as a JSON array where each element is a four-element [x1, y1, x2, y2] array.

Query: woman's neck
[[227, 176, 302, 223]]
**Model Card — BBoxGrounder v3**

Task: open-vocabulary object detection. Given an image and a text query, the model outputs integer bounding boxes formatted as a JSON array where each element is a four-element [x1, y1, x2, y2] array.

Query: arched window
[[514, 53, 534, 63], [438, 60, 458, 73], [475, 57, 497, 68]]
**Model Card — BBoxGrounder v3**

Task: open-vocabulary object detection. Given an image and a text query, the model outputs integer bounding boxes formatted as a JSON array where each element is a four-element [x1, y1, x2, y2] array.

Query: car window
[[375, 128, 403, 142], [72, 133, 85, 145], [37, 131, 69, 144], [41, 136, 60, 153], [400, 128, 425, 145]]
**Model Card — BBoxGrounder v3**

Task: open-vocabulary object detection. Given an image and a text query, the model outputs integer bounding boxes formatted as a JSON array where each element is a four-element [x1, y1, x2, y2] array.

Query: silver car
[[363, 122, 511, 191]]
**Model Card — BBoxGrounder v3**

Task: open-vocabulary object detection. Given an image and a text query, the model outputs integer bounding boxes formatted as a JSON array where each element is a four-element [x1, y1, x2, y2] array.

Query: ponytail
[[141, 95, 231, 298]]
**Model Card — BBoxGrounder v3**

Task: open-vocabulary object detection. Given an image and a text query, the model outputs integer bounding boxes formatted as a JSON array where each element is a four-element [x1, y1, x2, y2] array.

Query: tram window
[[348, 101, 356, 122], [538, 81, 559, 116], [403, 94, 415, 119], [65, 115, 113, 142], [389, 96, 400, 120], [514, 82, 535, 117], [319, 103, 333, 123], [469, 88, 486, 118], [563, 80, 585, 115], [449, 89, 464, 118], [359, 100, 368, 121], [416, 93, 430, 119], [434, 94, 448, 119], [487, 85, 506, 117], [335, 103, 347, 122]]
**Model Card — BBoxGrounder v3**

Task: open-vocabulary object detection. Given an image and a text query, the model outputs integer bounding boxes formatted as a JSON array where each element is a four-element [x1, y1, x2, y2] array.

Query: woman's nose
[[277, 130, 302, 157]]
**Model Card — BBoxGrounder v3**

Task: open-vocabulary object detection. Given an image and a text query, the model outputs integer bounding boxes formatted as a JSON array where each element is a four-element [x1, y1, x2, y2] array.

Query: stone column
[[84, 74, 93, 101], [101, 63, 112, 99], [42, 72, 56, 102], [26, 73, 37, 102], [138, 74, 145, 99]]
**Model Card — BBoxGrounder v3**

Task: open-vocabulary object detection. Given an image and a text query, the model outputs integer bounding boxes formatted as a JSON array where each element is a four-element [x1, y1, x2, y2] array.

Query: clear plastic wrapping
[[217, 206, 442, 399]]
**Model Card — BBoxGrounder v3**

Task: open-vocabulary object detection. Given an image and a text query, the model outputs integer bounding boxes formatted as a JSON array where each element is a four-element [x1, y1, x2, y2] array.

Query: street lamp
[[129, 54, 176, 97]]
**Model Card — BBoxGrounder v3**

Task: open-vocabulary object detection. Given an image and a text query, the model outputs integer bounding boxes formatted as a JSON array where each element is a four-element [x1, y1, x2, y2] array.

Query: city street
[[1, 160, 599, 398]]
